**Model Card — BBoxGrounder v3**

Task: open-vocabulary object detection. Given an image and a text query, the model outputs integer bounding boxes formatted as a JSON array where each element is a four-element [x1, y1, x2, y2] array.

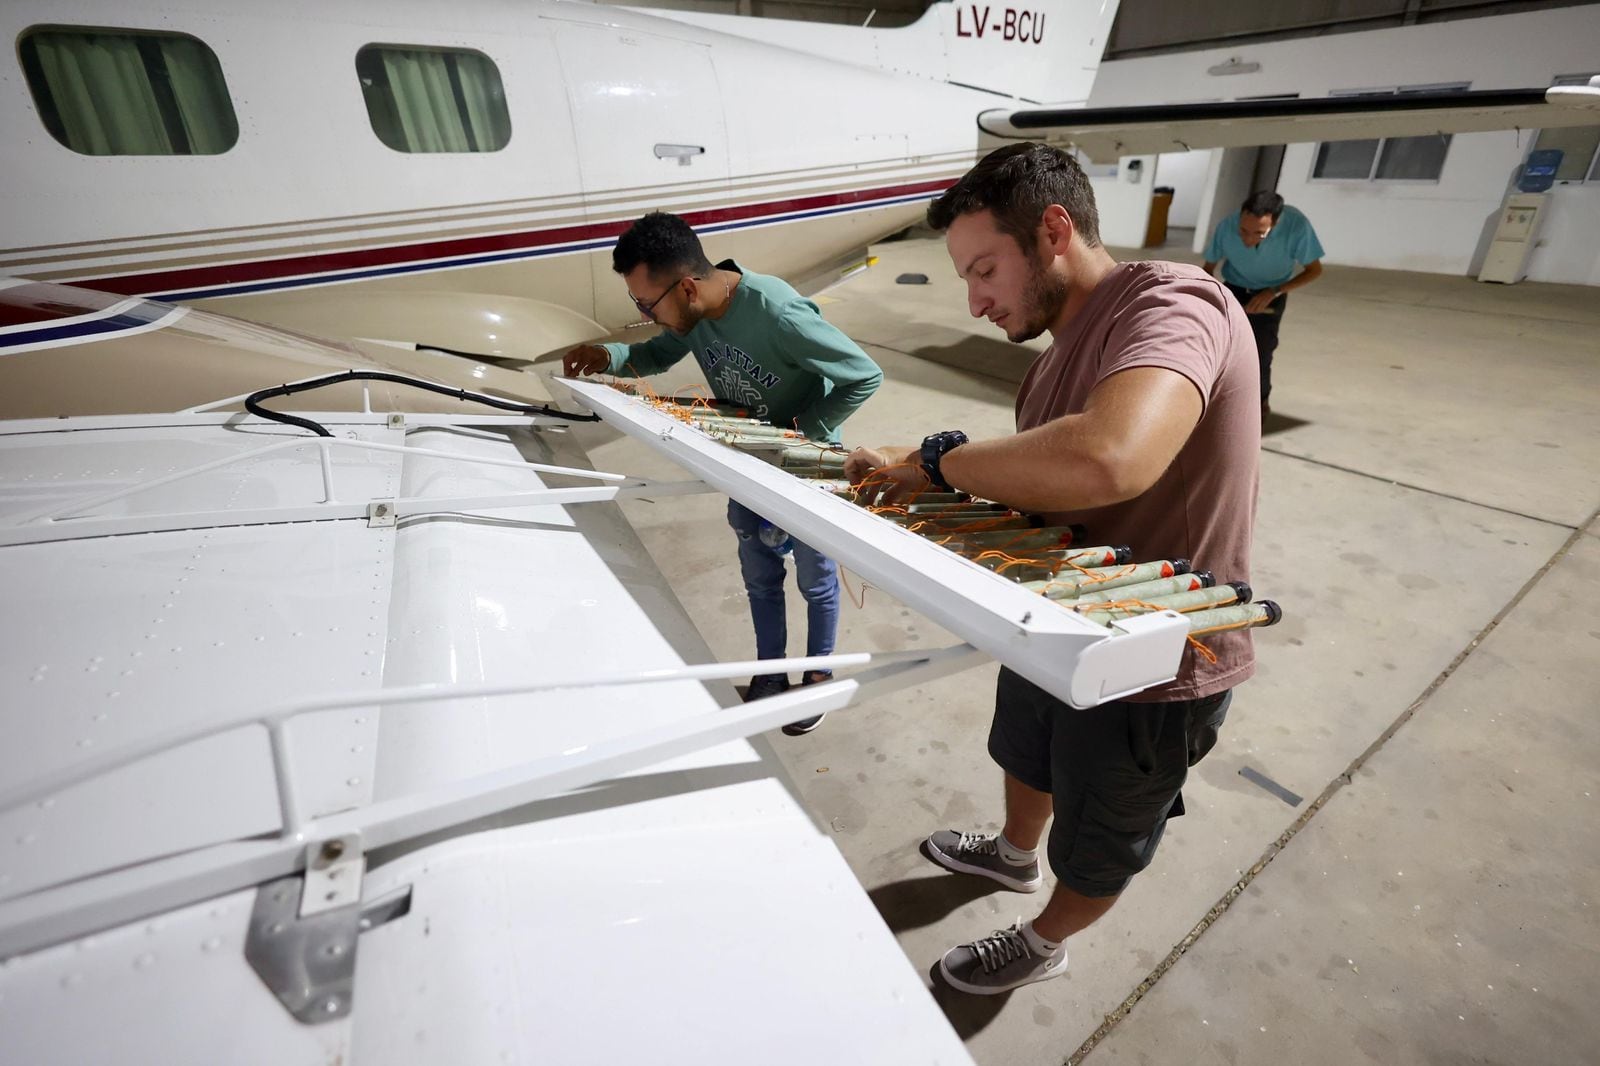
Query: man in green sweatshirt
[[563, 212, 883, 734]]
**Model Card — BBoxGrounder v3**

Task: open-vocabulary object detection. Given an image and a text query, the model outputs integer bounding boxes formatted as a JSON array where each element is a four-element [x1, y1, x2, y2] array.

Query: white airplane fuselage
[[1, 0, 1115, 358]]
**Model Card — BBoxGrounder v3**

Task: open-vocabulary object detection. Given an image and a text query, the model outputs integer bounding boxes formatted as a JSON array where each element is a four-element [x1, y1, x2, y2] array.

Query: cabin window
[[18, 26, 238, 155], [1311, 84, 1468, 183], [356, 45, 511, 153]]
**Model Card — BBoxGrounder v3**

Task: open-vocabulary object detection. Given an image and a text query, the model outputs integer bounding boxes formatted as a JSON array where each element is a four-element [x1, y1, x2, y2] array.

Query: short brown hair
[[927, 142, 1101, 251]]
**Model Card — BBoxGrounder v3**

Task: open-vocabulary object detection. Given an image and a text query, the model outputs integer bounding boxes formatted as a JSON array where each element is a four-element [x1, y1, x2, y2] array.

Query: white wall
[[1087, 5, 1600, 284], [1154, 149, 1213, 228], [1090, 155, 1158, 248]]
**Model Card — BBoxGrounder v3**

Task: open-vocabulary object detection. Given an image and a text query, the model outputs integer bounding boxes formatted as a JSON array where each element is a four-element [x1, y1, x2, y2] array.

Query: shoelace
[[969, 923, 1032, 974], [954, 831, 999, 857]]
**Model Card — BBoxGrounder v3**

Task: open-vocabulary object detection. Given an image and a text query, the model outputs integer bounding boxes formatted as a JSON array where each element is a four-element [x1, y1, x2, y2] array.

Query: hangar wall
[[1087, 4, 1600, 284]]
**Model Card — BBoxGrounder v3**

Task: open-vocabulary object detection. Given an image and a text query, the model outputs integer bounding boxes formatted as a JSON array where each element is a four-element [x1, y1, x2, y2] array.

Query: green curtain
[[384, 49, 467, 152], [453, 53, 511, 152], [374, 48, 509, 153], [33, 32, 169, 154], [25, 30, 235, 155], [157, 35, 236, 154]]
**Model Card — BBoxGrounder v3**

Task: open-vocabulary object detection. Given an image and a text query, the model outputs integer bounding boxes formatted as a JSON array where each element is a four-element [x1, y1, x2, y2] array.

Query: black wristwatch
[[920, 430, 969, 490]]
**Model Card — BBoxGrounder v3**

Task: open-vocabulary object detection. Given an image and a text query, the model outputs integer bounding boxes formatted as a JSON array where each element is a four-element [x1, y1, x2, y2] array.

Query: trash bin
[[1145, 186, 1174, 248]]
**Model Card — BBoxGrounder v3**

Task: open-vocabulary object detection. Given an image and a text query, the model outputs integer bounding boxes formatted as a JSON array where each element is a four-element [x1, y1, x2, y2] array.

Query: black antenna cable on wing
[[243, 370, 600, 437]]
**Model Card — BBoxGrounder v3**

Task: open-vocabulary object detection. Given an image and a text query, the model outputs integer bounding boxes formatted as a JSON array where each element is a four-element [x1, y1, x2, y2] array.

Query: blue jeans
[[726, 500, 840, 665]]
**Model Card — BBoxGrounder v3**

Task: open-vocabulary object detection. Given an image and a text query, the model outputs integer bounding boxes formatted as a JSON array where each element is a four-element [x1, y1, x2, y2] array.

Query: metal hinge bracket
[[243, 835, 411, 1025]]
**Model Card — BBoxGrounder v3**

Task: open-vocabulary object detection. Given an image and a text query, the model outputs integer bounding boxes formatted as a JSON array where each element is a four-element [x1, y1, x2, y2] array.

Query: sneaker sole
[[781, 714, 826, 737], [920, 839, 1042, 893], [938, 953, 1066, 995]]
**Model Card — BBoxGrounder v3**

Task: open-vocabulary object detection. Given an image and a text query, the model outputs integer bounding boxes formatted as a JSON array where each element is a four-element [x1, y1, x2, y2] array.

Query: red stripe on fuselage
[[67, 179, 957, 298]]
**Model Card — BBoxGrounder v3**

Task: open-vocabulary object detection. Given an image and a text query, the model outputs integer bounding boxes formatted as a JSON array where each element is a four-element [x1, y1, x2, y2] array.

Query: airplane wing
[[1, 274, 1270, 1061], [979, 82, 1600, 162], [2, 269, 1278, 1062], [0, 281, 980, 1064]]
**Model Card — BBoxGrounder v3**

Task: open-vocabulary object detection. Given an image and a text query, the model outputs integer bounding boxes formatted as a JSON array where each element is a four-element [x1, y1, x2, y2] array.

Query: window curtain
[[155, 36, 235, 154], [372, 48, 509, 153], [452, 54, 510, 150], [31, 32, 169, 154], [25, 30, 235, 155]]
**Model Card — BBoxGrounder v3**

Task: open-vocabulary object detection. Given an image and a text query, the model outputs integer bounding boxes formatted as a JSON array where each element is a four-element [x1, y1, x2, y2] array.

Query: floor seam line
[[1064, 504, 1599, 1066], [1260, 445, 1581, 530], [1339, 292, 1600, 327]]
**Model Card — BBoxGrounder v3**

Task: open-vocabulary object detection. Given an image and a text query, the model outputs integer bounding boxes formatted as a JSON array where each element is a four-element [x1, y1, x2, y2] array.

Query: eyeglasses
[[630, 276, 688, 320]]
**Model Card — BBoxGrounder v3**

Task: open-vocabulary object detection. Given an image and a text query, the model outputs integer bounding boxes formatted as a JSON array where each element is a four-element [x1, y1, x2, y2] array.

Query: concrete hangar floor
[[564, 230, 1600, 1066]]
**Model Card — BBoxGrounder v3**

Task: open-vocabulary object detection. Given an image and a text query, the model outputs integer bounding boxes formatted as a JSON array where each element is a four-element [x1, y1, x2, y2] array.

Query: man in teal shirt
[[1202, 191, 1324, 417], [564, 211, 882, 734]]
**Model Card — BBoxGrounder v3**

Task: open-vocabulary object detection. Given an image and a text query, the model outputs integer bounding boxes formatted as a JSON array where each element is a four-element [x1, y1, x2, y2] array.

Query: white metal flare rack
[[559, 378, 1191, 710]]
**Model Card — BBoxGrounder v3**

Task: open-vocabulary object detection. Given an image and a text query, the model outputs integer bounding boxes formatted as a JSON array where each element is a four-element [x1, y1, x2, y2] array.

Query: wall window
[[356, 45, 511, 153], [18, 26, 238, 155], [1311, 84, 1467, 182], [1528, 75, 1600, 184]]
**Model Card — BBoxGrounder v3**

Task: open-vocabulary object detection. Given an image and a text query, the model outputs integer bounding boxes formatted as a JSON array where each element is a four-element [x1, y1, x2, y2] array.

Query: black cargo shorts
[[987, 667, 1232, 897]]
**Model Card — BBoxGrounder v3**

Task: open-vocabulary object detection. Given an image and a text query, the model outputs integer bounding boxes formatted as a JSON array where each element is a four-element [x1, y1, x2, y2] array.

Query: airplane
[[2, 1, 1598, 1062], [3, 0, 1596, 362]]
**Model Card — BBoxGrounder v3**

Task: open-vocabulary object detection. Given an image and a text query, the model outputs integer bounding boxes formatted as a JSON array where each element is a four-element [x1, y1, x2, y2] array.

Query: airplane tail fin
[[631, 0, 1119, 105], [895, 0, 1119, 104]]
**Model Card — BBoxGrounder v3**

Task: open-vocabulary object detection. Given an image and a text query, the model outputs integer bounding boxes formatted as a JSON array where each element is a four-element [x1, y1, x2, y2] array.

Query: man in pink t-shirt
[[847, 142, 1260, 995]]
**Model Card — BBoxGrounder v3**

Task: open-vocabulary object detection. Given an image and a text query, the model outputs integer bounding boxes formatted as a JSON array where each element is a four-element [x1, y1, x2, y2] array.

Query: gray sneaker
[[922, 830, 1042, 892], [939, 922, 1068, 995]]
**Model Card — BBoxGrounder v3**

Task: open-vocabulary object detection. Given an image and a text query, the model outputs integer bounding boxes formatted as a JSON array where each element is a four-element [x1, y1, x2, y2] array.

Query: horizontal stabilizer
[[979, 82, 1600, 162]]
